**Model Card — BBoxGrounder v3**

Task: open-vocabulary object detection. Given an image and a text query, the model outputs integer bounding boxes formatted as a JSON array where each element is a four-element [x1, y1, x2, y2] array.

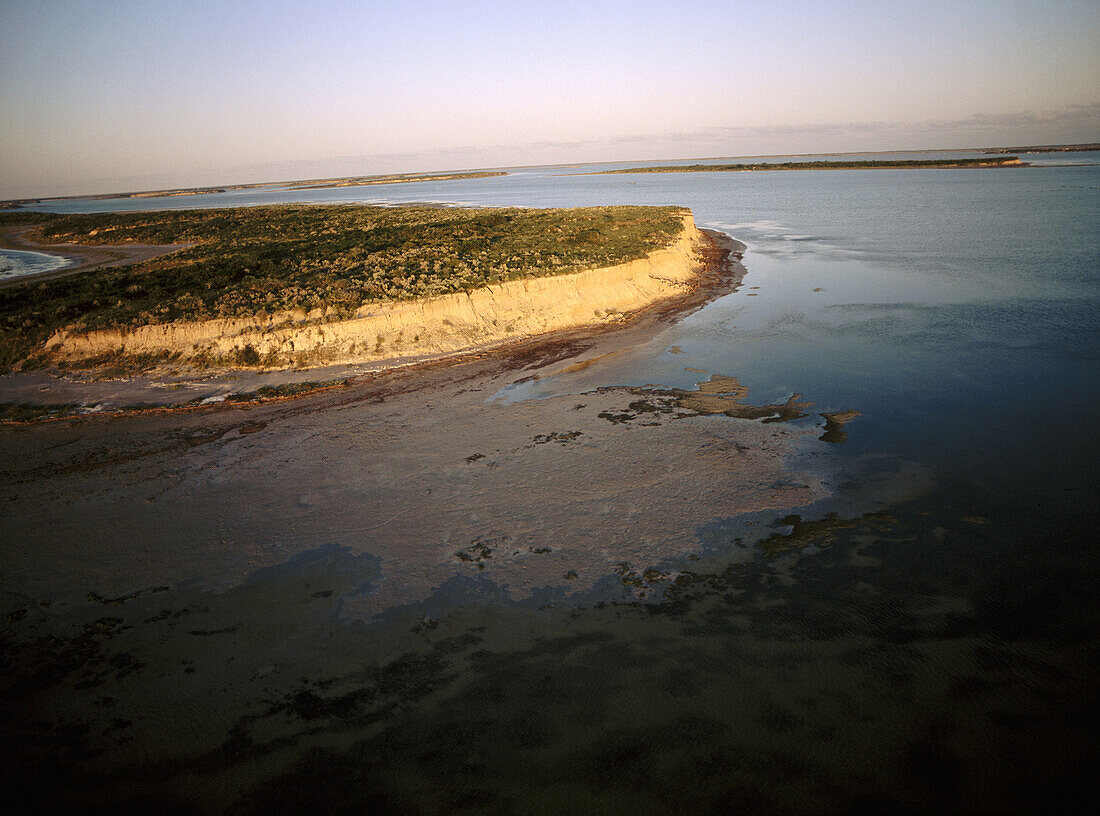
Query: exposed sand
[[0, 325, 831, 611]]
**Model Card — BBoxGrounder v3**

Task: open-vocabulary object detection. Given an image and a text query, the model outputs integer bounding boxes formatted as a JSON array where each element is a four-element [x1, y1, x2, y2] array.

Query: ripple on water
[[0, 248, 72, 281]]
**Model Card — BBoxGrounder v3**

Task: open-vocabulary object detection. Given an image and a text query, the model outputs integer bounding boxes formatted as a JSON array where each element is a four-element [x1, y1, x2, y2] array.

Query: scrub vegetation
[[0, 204, 685, 371]]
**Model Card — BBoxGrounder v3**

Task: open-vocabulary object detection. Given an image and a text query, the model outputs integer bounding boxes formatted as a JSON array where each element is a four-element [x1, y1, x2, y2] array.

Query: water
[[5, 152, 1099, 811], [493, 160, 1100, 510], [0, 247, 72, 281]]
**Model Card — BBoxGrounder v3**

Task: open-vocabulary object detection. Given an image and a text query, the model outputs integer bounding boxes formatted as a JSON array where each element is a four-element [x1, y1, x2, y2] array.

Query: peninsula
[[0, 204, 722, 374]]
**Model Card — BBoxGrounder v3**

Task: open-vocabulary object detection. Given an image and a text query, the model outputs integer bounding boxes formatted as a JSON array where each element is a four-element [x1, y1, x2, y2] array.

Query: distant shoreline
[[286, 170, 508, 190], [0, 171, 509, 207], [5, 144, 1097, 205], [589, 156, 1026, 175], [986, 143, 1099, 154]]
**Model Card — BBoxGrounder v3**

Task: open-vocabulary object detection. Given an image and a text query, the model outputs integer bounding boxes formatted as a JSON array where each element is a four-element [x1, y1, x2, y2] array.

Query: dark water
[[6, 153, 1099, 812]]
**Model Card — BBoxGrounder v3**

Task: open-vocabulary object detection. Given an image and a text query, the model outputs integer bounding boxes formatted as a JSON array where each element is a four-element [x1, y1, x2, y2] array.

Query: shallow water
[[3, 152, 1098, 812], [0, 247, 72, 281]]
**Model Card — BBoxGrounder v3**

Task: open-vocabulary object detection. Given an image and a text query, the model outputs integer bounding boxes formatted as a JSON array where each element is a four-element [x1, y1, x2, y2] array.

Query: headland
[[0, 204, 741, 413]]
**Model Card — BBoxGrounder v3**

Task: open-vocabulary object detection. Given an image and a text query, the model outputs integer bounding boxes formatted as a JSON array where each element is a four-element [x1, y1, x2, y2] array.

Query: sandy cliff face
[[44, 214, 708, 369]]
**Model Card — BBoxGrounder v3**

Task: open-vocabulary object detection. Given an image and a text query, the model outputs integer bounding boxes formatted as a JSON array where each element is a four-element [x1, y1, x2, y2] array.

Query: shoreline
[[0, 228, 744, 416], [0, 225, 192, 288], [0, 227, 833, 612], [29, 214, 713, 370]]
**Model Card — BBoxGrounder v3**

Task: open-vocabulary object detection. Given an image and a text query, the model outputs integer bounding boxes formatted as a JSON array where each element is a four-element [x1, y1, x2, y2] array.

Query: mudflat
[[0, 230, 867, 810]]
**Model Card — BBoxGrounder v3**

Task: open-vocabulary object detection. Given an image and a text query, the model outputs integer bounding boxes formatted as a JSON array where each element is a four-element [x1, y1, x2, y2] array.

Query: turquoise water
[[8, 152, 1100, 811]]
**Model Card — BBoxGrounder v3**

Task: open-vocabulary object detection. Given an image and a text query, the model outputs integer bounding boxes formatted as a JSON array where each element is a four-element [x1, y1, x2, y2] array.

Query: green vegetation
[[0, 204, 685, 370], [596, 156, 1023, 174]]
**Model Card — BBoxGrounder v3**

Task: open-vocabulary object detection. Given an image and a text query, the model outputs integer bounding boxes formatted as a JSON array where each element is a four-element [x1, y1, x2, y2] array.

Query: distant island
[[0, 170, 508, 207], [985, 143, 1099, 154], [592, 156, 1024, 175], [286, 170, 508, 189]]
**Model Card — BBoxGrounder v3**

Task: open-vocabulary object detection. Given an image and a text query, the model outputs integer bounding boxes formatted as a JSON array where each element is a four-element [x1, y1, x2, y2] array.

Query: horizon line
[[4, 142, 1098, 205]]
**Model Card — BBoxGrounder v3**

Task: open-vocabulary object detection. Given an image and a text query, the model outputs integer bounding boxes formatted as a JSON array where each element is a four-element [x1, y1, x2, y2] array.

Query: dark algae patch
[[819, 409, 861, 443], [0, 402, 82, 422], [670, 374, 814, 421], [0, 204, 685, 370], [596, 375, 826, 428], [756, 511, 894, 557]]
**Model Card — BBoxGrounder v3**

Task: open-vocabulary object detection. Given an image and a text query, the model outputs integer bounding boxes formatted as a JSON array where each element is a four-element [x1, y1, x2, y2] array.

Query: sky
[[1, 0, 1098, 199]]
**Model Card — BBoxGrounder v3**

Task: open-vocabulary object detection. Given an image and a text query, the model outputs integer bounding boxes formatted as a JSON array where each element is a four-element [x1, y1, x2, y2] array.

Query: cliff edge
[[43, 213, 711, 370]]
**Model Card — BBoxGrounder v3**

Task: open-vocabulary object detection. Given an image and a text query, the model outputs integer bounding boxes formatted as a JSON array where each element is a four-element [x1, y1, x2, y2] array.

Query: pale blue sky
[[2, 0, 1098, 197]]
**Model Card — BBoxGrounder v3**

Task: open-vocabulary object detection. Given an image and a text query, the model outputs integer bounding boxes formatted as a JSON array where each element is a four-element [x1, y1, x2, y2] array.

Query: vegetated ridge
[[0, 204, 689, 371]]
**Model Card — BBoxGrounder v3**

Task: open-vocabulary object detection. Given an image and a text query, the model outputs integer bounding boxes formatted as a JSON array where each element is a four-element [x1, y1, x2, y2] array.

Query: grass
[[0, 204, 685, 371], [594, 156, 1023, 174]]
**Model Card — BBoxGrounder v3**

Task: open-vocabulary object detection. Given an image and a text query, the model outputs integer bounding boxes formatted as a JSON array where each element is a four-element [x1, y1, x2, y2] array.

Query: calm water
[[9, 153, 1100, 811], [0, 247, 72, 281], [33, 151, 1095, 516]]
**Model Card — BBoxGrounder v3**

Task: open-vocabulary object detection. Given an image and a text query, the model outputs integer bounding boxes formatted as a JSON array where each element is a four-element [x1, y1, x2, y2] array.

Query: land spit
[[40, 214, 710, 371]]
